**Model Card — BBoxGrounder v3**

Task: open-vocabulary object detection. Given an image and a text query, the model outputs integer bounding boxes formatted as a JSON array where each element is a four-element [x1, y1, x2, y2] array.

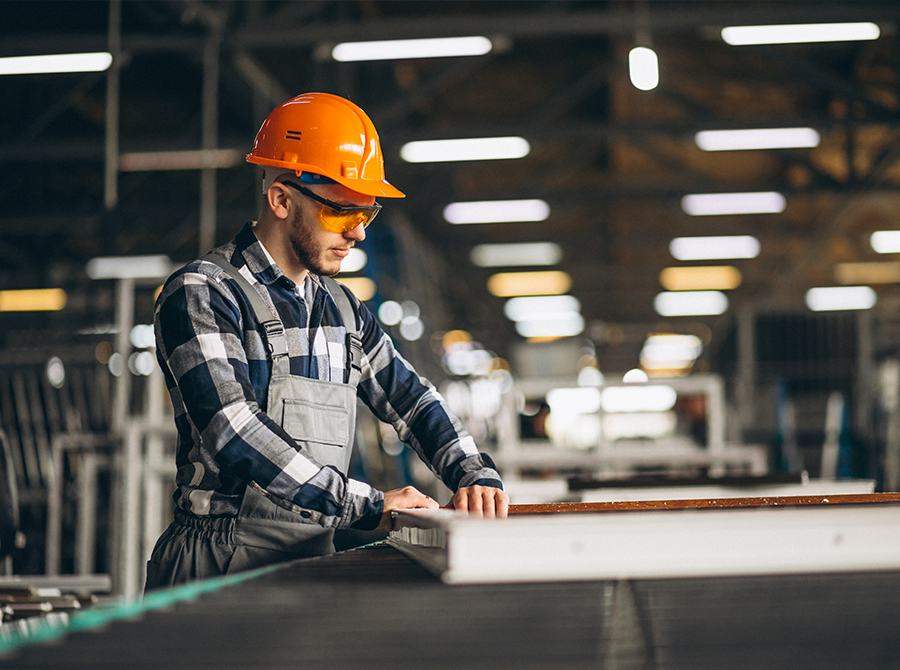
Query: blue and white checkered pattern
[[154, 222, 503, 529]]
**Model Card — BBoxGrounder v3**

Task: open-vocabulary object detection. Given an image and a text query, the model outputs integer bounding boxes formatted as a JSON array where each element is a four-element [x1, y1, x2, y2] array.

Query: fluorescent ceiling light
[[515, 313, 584, 338], [871, 230, 900, 254], [471, 242, 562, 268], [332, 36, 492, 62], [600, 385, 677, 413], [339, 248, 367, 274], [695, 127, 820, 151], [0, 288, 67, 312], [682, 191, 785, 216], [0, 52, 112, 76], [336, 277, 376, 301], [546, 387, 601, 414], [654, 291, 729, 317], [400, 137, 529, 163], [659, 265, 742, 291], [835, 261, 900, 285], [119, 149, 242, 172], [444, 199, 550, 224], [640, 334, 703, 370], [87, 255, 173, 280], [805, 286, 876, 312], [628, 47, 659, 91], [504, 295, 580, 321], [622, 368, 649, 384], [488, 270, 572, 297], [722, 22, 880, 46], [670, 235, 760, 261]]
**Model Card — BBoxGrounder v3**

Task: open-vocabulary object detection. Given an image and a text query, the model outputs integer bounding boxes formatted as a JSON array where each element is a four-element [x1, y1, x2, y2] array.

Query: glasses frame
[[281, 179, 382, 228]]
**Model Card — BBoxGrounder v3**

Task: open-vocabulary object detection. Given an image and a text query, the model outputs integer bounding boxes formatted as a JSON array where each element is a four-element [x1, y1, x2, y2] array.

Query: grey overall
[[144, 253, 363, 591]]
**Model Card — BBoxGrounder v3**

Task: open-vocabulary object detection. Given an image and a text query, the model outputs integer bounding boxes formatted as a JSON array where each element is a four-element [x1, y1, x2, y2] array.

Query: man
[[145, 92, 507, 590]]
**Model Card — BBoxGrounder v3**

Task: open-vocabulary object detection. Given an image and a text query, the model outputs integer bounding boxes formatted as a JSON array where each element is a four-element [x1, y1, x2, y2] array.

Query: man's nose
[[345, 223, 366, 242]]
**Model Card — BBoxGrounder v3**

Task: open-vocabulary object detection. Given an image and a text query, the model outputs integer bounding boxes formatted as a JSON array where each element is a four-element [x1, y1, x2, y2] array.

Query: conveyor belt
[[5, 543, 900, 669]]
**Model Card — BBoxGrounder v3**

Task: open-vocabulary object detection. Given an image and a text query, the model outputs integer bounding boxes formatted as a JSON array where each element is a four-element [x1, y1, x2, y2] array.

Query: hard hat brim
[[247, 155, 406, 199]]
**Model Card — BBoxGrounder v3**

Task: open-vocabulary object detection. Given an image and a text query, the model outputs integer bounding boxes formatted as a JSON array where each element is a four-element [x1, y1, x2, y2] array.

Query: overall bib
[[144, 253, 362, 591]]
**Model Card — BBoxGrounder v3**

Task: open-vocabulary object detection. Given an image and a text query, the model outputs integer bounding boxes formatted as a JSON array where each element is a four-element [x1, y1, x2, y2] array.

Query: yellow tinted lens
[[318, 208, 374, 233]]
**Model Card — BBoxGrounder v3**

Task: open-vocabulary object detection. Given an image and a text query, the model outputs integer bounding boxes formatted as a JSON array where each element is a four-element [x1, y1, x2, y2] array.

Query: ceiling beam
[[2, 4, 897, 54]]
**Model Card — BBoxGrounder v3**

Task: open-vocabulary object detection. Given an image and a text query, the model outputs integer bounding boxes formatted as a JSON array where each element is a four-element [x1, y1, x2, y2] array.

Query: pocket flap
[[282, 400, 349, 448]]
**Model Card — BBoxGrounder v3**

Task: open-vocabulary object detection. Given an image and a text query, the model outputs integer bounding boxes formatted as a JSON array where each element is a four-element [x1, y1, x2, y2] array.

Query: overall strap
[[201, 252, 290, 375], [321, 276, 363, 388]]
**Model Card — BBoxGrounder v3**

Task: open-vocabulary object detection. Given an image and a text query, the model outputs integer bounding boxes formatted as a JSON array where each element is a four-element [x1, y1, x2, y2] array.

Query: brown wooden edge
[[509, 493, 900, 515]]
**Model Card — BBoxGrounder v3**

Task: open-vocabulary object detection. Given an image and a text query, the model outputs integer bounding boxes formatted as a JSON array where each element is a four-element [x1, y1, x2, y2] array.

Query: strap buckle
[[261, 319, 286, 356]]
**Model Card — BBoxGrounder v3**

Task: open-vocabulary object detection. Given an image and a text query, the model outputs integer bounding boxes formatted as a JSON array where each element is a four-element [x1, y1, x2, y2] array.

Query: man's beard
[[288, 209, 338, 277]]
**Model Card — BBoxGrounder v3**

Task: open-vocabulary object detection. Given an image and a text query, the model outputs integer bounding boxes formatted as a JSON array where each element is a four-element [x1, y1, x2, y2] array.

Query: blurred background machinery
[[0, 0, 899, 613]]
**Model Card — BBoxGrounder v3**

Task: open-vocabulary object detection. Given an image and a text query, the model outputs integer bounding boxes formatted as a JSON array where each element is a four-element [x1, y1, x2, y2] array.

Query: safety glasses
[[282, 180, 382, 233]]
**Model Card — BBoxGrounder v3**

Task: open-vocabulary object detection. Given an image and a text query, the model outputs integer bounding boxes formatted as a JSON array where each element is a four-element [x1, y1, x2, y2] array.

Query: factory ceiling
[[1, 0, 899, 370]]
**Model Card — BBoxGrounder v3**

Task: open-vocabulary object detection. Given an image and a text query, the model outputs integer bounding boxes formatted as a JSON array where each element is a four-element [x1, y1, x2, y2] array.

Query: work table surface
[[6, 542, 900, 669]]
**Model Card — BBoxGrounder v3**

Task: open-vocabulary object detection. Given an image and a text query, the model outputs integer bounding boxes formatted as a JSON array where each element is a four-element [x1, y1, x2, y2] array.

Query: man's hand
[[449, 485, 509, 519], [377, 485, 440, 531]]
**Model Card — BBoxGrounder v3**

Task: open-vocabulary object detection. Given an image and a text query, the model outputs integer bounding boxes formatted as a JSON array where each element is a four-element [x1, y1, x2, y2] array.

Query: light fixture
[[622, 368, 649, 384], [0, 288, 67, 312], [503, 295, 580, 321], [339, 249, 368, 274], [86, 255, 173, 280], [659, 266, 742, 291], [444, 199, 550, 224], [640, 334, 703, 370], [515, 313, 584, 338], [654, 291, 729, 317], [546, 387, 601, 414], [0, 52, 113, 76], [805, 286, 876, 312], [695, 127, 820, 151], [835, 261, 900, 285], [628, 47, 659, 91], [721, 22, 880, 46], [332, 36, 492, 62], [470, 242, 562, 267], [871, 231, 900, 254], [487, 271, 572, 297], [670, 236, 760, 261], [129, 325, 155, 349], [400, 137, 529, 163], [45, 357, 66, 389], [378, 300, 403, 326], [399, 316, 425, 341], [336, 277, 376, 301], [681, 191, 785, 216], [600, 385, 677, 413]]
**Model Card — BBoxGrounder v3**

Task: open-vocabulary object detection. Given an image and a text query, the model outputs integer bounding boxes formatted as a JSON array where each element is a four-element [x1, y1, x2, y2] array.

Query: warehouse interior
[[2, 0, 900, 666]]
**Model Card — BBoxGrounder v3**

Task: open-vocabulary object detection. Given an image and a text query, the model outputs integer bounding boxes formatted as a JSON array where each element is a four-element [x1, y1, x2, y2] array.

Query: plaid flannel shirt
[[154, 222, 503, 530]]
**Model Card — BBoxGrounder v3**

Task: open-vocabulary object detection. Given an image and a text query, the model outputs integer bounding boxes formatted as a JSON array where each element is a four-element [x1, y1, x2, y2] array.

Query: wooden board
[[509, 492, 900, 515]]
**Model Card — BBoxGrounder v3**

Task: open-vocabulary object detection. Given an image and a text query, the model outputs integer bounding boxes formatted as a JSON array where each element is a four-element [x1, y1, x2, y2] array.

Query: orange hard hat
[[246, 92, 405, 199]]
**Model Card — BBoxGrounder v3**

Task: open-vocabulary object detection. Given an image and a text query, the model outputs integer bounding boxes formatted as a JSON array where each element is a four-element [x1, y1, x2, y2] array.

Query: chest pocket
[[273, 376, 356, 473]]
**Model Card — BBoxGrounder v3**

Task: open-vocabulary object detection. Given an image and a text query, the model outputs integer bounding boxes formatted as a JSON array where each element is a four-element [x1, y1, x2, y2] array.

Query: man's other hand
[[449, 485, 509, 519], [378, 486, 440, 531]]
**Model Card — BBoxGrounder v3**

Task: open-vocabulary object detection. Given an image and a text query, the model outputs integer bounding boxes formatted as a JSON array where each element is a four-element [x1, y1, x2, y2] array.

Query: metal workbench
[[3, 543, 900, 669]]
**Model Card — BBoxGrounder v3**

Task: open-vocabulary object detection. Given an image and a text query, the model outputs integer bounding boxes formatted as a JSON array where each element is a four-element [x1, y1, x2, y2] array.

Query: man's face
[[284, 182, 375, 277]]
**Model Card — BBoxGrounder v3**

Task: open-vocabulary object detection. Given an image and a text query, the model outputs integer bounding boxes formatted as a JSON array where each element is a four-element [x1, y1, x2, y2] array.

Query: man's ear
[[266, 183, 292, 220]]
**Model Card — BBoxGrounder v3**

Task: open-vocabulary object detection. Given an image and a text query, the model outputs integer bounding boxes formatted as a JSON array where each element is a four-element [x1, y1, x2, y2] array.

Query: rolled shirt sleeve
[[155, 266, 383, 529]]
